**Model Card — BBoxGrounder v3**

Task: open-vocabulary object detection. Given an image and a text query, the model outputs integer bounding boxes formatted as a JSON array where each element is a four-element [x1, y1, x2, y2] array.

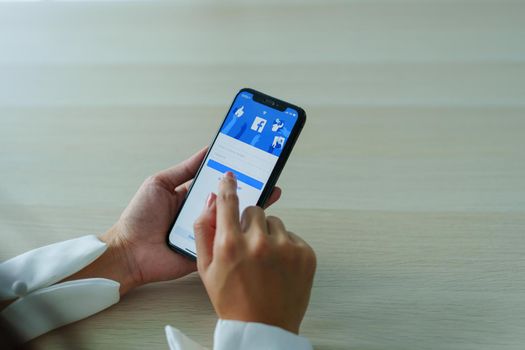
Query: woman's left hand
[[74, 148, 281, 295]]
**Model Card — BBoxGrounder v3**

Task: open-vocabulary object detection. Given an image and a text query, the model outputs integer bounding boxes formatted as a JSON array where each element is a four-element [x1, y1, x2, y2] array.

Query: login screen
[[168, 91, 299, 257]]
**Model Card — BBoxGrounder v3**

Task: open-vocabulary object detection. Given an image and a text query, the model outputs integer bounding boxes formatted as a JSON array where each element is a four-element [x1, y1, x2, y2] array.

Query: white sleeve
[[0, 235, 120, 342], [165, 325, 208, 350], [0, 235, 107, 300], [214, 320, 313, 350], [165, 319, 313, 350]]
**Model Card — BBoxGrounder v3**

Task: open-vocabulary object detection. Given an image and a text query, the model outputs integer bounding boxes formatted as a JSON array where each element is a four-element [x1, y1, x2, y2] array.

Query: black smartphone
[[167, 88, 306, 260]]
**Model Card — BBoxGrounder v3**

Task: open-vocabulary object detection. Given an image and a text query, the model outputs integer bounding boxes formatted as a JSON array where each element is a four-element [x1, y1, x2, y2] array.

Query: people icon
[[272, 118, 284, 132], [272, 136, 285, 149]]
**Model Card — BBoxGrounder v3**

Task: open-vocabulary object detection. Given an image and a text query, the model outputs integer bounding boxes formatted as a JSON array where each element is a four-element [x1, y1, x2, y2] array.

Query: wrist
[[63, 228, 141, 296], [98, 226, 143, 295]]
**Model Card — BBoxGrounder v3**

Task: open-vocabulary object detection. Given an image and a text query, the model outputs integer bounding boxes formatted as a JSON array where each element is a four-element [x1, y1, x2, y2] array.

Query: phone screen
[[168, 90, 300, 257]]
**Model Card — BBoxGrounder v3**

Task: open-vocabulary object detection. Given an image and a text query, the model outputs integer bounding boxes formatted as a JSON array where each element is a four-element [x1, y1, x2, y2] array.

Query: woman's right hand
[[194, 172, 316, 334]]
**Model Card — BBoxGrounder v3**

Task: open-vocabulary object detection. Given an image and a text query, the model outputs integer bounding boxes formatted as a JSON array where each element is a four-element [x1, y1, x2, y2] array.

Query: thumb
[[193, 193, 217, 271]]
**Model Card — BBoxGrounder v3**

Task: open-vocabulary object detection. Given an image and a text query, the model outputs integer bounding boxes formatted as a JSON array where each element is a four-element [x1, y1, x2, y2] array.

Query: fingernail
[[225, 171, 235, 179]]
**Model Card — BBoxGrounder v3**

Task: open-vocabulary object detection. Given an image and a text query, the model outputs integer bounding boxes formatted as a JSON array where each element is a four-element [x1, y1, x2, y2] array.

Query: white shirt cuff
[[0, 234, 107, 300], [165, 319, 312, 350], [213, 319, 312, 350]]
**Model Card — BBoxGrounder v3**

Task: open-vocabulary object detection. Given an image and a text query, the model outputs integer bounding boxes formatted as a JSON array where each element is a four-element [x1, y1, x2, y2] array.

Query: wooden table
[[1, 1, 524, 349]]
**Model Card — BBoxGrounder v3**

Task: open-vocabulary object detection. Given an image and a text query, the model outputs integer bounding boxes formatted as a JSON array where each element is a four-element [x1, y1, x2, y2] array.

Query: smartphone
[[166, 88, 306, 260]]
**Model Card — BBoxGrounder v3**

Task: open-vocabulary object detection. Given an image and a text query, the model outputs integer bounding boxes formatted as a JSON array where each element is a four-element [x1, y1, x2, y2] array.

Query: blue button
[[207, 159, 264, 190]]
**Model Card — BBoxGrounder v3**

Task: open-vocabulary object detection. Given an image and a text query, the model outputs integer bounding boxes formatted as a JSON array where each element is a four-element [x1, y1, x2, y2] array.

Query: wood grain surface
[[1, 1, 524, 349]]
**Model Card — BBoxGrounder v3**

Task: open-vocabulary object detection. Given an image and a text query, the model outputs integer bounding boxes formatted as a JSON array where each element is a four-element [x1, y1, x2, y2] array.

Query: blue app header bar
[[207, 159, 264, 190], [219, 92, 298, 157]]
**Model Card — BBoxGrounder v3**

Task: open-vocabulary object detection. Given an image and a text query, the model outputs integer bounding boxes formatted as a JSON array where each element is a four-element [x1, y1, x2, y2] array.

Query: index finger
[[216, 172, 241, 236]]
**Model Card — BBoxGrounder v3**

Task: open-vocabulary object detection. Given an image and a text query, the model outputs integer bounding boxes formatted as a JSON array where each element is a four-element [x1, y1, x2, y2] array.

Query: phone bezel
[[166, 88, 306, 261]]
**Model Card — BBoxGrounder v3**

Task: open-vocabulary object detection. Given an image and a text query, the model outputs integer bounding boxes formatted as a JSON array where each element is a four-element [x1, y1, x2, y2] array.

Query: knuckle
[[303, 245, 317, 273], [244, 205, 264, 217], [306, 246, 317, 271], [279, 231, 316, 268], [144, 174, 159, 186], [241, 206, 265, 230], [266, 215, 283, 227], [285, 242, 302, 265], [217, 235, 239, 260], [144, 174, 168, 189], [250, 234, 271, 259], [275, 235, 289, 249], [193, 217, 206, 232], [252, 205, 264, 213], [219, 191, 239, 204]]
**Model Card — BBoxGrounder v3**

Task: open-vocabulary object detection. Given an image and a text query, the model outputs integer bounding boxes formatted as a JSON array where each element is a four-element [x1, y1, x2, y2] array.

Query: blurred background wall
[[1, 1, 524, 107]]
